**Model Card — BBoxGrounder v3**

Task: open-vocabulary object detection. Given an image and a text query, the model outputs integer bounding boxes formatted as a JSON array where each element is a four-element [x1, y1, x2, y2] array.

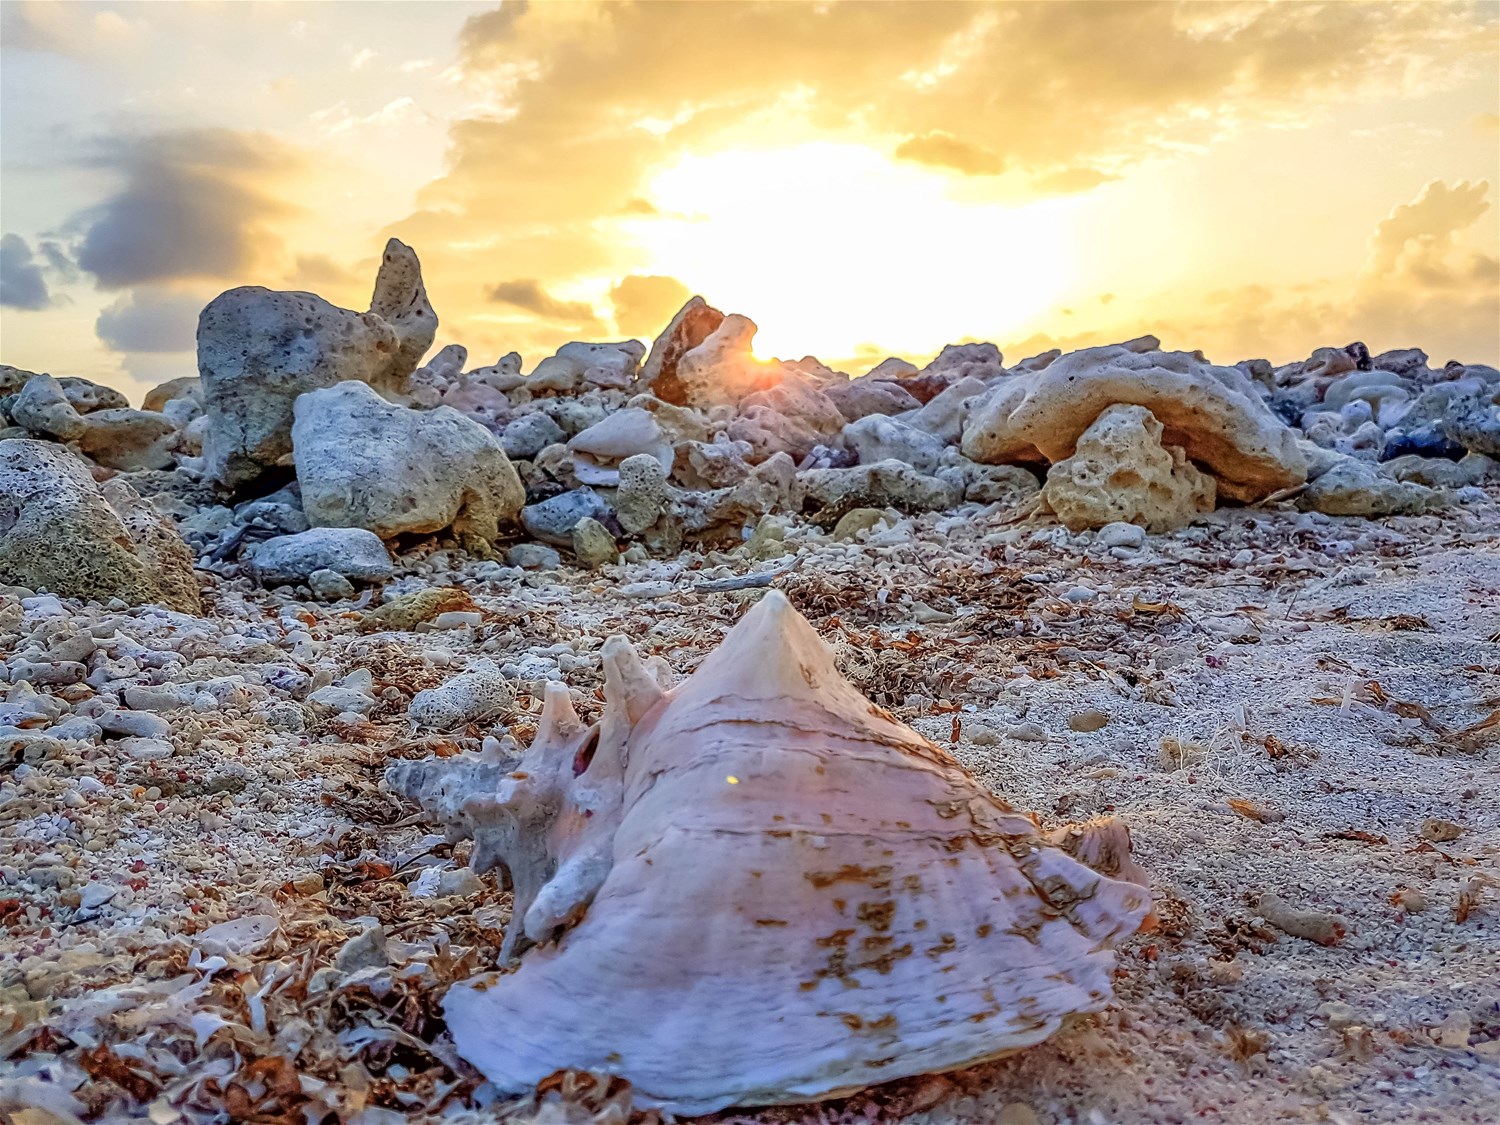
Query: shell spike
[[601, 634, 667, 737], [534, 682, 585, 747]]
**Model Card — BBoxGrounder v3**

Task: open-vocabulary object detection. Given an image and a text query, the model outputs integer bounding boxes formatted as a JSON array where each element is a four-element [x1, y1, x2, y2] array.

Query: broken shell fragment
[[387, 591, 1151, 1114]]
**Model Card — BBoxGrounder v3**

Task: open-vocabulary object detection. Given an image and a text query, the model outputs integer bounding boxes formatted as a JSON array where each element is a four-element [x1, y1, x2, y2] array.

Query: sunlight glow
[[632, 143, 1081, 362]]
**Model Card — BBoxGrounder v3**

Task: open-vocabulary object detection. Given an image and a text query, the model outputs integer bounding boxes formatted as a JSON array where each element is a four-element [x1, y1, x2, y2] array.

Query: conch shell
[[388, 591, 1150, 1114]]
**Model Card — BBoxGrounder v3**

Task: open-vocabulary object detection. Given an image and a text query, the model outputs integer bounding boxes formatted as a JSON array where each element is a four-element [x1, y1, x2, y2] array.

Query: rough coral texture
[[962, 345, 1307, 502], [199, 239, 435, 488], [292, 381, 524, 545], [0, 438, 200, 613], [1042, 404, 1216, 533]]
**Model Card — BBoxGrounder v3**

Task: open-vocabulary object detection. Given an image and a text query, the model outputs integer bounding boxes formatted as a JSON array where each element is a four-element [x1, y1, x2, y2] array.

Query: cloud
[[486, 278, 598, 324], [457, 0, 530, 68], [70, 128, 300, 289], [370, 1, 1498, 367], [0, 234, 51, 310], [894, 131, 1004, 175], [1474, 112, 1500, 135], [609, 274, 692, 337], [95, 288, 206, 353], [1368, 178, 1491, 275]]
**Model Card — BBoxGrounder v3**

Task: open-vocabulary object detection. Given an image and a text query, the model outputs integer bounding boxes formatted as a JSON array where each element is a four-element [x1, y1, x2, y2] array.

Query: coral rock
[[1041, 405, 1215, 532], [637, 296, 725, 403], [0, 439, 200, 613], [962, 345, 1306, 502], [292, 381, 523, 546], [199, 239, 435, 488], [389, 592, 1150, 1114]]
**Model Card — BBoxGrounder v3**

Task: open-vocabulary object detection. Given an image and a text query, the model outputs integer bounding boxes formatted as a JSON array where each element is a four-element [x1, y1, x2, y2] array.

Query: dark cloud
[[0, 234, 51, 310], [71, 129, 298, 289], [457, 0, 530, 68], [609, 274, 692, 337], [95, 288, 205, 353], [486, 278, 598, 324], [894, 132, 1004, 175]]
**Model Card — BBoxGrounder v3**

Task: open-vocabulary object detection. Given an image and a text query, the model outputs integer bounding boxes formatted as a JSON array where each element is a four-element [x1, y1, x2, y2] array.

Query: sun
[[629, 142, 1080, 364]]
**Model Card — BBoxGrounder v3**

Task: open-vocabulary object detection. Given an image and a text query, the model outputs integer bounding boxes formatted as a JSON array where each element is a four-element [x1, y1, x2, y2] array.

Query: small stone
[[1392, 887, 1426, 913], [79, 883, 118, 910], [1419, 818, 1463, 842], [1005, 722, 1048, 742], [1063, 585, 1096, 603], [120, 737, 174, 761], [1435, 1010, 1471, 1048], [832, 508, 886, 541], [965, 723, 1000, 746], [1098, 521, 1146, 549], [1068, 709, 1110, 732], [308, 568, 356, 601], [571, 517, 619, 568], [334, 924, 390, 973], [247, 527, 394, 585], [996, 1104, 1040, 1125], [507, 543, 562, 570]]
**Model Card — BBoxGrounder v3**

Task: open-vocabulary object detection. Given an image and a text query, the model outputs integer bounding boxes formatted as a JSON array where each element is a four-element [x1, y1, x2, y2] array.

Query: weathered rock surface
[[76, 409, 179, 472], [199, 239, 435, 488], [1041, 404, 1215, 532], [673, 314, 787, 408], [246, 527, 394, 585], [11, 375, 87, 441], [637, 296, 725, 403], [1301, 456, 1445, 517], [292, 381, 523, 546], [800, 460, 961, 526], [963, 345, 1307, 502], [0, 438, 200, 612]]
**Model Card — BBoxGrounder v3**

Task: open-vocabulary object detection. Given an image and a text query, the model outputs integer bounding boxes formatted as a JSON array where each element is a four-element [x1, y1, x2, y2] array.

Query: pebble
[[1068, 709, 1110, 732], [1098, 521, 1146, 549], [120, 737, 175, 761], [1063, 586, 1096, 603], [308, 568, 356, 601]]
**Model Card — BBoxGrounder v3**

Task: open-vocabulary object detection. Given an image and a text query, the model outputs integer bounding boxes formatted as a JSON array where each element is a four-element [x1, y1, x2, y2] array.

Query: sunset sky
[[2, 0, 1497, 403]]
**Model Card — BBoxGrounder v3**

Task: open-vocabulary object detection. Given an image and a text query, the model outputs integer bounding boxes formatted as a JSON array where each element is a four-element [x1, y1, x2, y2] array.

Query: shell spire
[[399, 590, 1151, 1113]]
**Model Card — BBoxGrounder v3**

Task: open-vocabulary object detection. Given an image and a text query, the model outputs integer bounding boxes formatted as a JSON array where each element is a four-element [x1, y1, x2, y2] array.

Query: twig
[[693, 556, 804, 593]]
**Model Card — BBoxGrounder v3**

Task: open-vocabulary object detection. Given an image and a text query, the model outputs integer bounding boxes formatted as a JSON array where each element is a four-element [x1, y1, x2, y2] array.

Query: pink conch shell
[[388, 591, 1151, 1114]]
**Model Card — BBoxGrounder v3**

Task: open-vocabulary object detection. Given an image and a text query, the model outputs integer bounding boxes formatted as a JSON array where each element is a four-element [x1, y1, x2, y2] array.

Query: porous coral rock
[[637, 296, 725, 403], [800, 459, 961, 526], [0, 438, 200, 613], [292, 381, 523, 547], [963, 344, 1306, 502], [673, 314, 790, 408], [408, 660, 512, 729], [75, 409, 179, 472], [199, 238, 435, 488], [1041, 404, 1215, 533], [1300, 456, 1445, 517]]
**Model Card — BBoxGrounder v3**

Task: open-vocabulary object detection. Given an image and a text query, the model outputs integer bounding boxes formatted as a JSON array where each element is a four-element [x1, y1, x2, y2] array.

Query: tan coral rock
[[637, 296, 725, 403], [674, 313, 790, 408], [388, 591, 1150, 1114], [962, 345, 1306, 501], [1041, 404, 1215, 532]]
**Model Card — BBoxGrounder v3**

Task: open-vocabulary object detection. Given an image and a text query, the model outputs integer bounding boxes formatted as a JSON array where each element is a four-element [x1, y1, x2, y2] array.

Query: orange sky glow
[[1, 0, 1497, 402]]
